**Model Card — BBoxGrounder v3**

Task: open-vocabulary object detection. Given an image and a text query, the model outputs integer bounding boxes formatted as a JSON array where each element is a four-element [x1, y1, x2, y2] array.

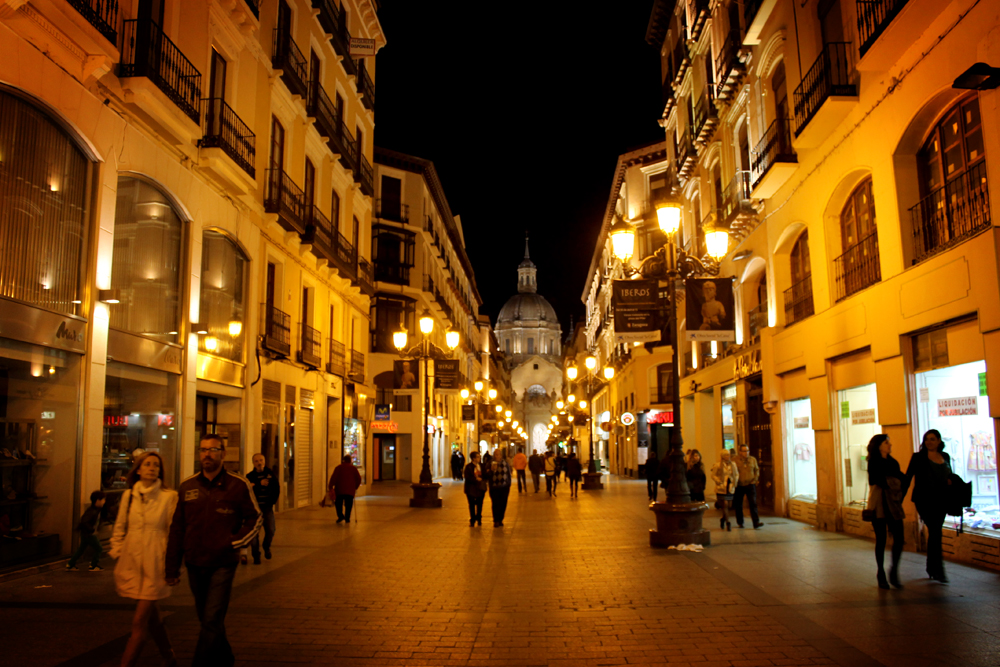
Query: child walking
[[66, 490, 106, 571]]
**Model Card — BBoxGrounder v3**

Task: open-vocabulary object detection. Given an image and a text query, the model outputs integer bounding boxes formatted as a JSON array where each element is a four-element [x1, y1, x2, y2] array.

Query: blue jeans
[[187, 564, 237, 667], [68, 534, 102, 568]]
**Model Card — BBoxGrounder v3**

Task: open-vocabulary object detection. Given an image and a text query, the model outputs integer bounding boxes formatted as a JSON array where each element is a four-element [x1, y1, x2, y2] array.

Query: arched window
[[912, 93, 989, 260], [199, 230, 248, 362], [840, 177, 876, 250], [790, 232, 811, 284], [836, 177, 881, 300], [110, 177, 184, 343], [786, 232, 814, 324]]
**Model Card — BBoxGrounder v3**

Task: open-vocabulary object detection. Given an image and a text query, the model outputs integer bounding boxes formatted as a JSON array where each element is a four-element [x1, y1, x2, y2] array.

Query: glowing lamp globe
[[655, 196, 682, 235], [488, 388, 497, 400], [585, 356, 597, 371], [567, 365, 578, 380], [603, 366, 615, 380], [392, 328, 408, 351], [474, 380, 484, 392], [609, 218, 635, 262], [445, 330, 460, 350], [418, 310, 434, 335], [705, 226, 730, 260]]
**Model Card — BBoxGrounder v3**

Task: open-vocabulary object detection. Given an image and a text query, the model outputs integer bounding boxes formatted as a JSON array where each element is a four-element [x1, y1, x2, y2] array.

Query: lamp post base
[[581, 472, 604, 490], [409, 483, 443, 508], [649, 500, 711, 547]]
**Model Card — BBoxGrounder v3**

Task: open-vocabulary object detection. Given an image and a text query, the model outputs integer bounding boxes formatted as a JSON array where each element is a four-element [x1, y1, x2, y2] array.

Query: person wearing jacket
[[565, 452, 583, 498], [646, 451, 660, 502], [905, 429, 952, 583], [66, 490, 105, 571], [528, 449, 543, 493], [544, 451, 558, 497], [512, 446, 529, 493], [733, 445, 763, 529], [686, 449, 707, 502], [488, 448, 512, 526], [246, 453, 280, 564], [112, 452, 179, 667], [711, 449, 738, 531], [867, 434, 907, 590], [166, 435, 260, 667], [464, 451, 486, 526], [330, 454, 363, 523]]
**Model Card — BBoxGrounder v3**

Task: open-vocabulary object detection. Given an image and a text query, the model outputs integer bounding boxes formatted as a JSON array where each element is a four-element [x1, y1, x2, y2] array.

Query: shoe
[[934, 572, 949, 584], [89, 565, 103, 572], [240, 555, 247, 565], [877, 571, 890, 590], [336, 518, 344, 524], [477, 520, 482, 526], [737, 524, 744, 529], [470, 520, 475, 527], [66, 565, 79, 571], [264, 549, 272, 560], [253, 557, 261, 565], [720, 517, 725, 529], [753, 523, 764, 529], [889, 567, 903, 589], [726, 522, 732, 532]]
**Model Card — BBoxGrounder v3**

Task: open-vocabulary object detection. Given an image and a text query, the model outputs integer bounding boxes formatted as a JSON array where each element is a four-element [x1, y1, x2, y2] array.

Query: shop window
[[111, 177, 184, 343], [722, 383, 736, 450], [394, 394, 412, 412], [0, 90, 90, 316], [371, 295, 414, 353], [915, 360, 997, 535], [198, 230, 248, 362], [838, 383, 879, 506], [785, 397, 817, 501], [913, 328, 949, 371]]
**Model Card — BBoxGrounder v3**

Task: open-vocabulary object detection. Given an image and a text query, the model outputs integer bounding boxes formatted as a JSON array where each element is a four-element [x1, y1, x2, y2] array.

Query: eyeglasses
[[199, 447, 223, 454]]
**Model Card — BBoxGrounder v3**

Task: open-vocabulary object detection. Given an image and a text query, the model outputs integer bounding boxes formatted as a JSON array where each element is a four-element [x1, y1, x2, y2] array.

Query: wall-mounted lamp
[[953, 62, 1000, 90], [98, 289, 121, 304]]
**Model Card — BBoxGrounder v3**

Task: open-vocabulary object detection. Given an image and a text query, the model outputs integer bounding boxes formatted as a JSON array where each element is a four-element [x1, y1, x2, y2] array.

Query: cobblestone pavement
[[2, 476, 999, 666]]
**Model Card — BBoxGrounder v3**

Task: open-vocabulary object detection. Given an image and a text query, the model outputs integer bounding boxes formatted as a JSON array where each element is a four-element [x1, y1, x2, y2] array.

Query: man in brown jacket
[[329, 454, 362, 523], [733, 444, 763, 529]]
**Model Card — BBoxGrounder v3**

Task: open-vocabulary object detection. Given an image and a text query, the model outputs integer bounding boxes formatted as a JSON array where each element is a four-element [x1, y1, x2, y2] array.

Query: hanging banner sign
[[612, 279, 661, 344], [685, 277, 736, 341], [371, 421, 399, 433], [394, 360, 419, 390], [350, 38, 376, 56], [938, 396, 978, 417], [434, 360, 460, 390], [461, 404, 476, 422], [374, 405, 391, 421]]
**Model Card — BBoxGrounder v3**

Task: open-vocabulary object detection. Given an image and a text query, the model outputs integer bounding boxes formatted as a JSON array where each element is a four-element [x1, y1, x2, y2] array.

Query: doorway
[[377, 435, 396, 480], [744, 374, 773, 510]]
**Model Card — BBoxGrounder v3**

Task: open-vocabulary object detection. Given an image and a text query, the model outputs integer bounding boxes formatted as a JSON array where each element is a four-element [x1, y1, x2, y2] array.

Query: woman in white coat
[[711, 449, 739, 532], [110, 452, 179, 667]]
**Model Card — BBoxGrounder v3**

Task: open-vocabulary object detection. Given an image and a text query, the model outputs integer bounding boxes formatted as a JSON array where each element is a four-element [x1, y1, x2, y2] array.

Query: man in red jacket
[[329, 454, 362, 523]]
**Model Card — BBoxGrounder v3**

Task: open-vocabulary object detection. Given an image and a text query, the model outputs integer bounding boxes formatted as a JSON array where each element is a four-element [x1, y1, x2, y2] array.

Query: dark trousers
[[335, 494, 355, 521], [920, 508, 947, 577], [68, 534, 102, 568], [733, 484, 760, 527], [647, 476, 658, 501], [466, 493, 483, 524], [546, 474, 558, 495], [250, 508, 275, 559], [187, 563, 237, 667], [531, 473, 541, 492], [873, 518, 904, 573], [516, 469, 527, 493], [489, 486, 510, 524]]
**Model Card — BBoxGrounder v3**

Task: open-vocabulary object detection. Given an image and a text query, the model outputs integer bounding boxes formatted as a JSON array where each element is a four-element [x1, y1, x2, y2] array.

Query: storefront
[[838, 382, 880, 507], [721, 383, 737, 451], [785, 397, 817, 502]]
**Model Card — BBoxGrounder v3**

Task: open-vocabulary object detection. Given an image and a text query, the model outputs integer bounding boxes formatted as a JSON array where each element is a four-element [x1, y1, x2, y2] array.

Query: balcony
[[434, 290, 453, 324], [356, 258, 374, 296], [199, 98, 256, 182], [301, 204, 337, 263], [243, 0, 259, 19], [348, 349, 365, 383], [910, 161, 991, 265], [669, 37, 690, 86], [333, 228, 357, 280], [327, 338, 346, 376], [119, 19, 202, 135], [336, 118, 358, 172], [715, 29, 746, 102], [783, 277, 814, 326], [298, 324, 322, 369], [687, 0, 710, 43], [357, 152, 374, 197], [834, 231, 881, 301], [857, 0, 941, 72], [750, 119, 797, 199], [661, 75, 676, 118], [67, 0, 119, 44], [423, 274, 435, 294], [721, 171, 759, 240], [375, 198, 408, 223], [743, 0, 777, 46], [692, 88, 719, 146], [271, 29, 309, 100], [327, 3, 356, 78], [261, 304, 291, 358], [307, 83, 340, 143], [793, 43, 857, 149], [312, 0, 342, 39], [264, 169, 307, 235], [357, 58, 375, 112], [675, 131, 697, 181], [858, 0, 909, 58], [747, 301, 768, 343]]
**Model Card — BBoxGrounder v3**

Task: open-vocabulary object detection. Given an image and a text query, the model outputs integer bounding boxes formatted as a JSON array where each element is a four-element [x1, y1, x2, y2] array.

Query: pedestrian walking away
[[905, 429, 953, 583], [566, 452, 582, 498], [464, 451, 486, 526], [646, 450, 660, 502], [451, 448, 464, 481], [544, 451, 558, 496], [686, 449, 707, 502], [246, 453, 280, 564], [555, 450, 566, 481], [66, 490, 105, 572], [711, 449, 738, 531], [330, 455, 363, 523], [111, 452, 179, 667], [864, 434, 907, 590], [528, 449, 543, 493], [512, 446, 528, 493], [166, 435, 261, 667], [733, 445, 763, 528], [488, 448, 512, 526]]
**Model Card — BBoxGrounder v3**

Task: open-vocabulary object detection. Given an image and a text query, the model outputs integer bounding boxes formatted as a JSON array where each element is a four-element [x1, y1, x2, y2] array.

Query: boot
[[888, 566, 903, 589], [877, 570, 890, 590], [720, 517, 726, 529], [726, 521, 732, 532]]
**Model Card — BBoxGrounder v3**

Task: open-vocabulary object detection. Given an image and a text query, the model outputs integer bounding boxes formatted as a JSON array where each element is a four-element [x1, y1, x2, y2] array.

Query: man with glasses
[[166, 435, 261, 667]]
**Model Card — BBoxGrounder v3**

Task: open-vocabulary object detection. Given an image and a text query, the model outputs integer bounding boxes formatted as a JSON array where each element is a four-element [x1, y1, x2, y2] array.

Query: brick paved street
[[2, 476, 999, 667]]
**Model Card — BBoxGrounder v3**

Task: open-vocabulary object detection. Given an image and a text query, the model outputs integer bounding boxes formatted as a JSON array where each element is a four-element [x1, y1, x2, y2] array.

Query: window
[[840, 177, 876, 250], [785, 398, 817, 500], [331, 189, 341, 232], [372, 225, 414, 284], [198, 230, 248, 361], [394, 394, 412, 412], [527, 338, 534, 354], [504, 338, 510, 353], [790, 232, 811, 284], [270, 116, 284, 172], [786, 232, 814, 324], [838, 383, 879, 506], [380, 176, 402, 221], [371, 295, 414, 353], [836, 177, 881, 300], [304, 159, 315, 208]]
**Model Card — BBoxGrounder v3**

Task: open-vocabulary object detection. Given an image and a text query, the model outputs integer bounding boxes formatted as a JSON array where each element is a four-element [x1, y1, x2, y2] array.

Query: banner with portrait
[[393, 359, 419, 390], [684, 277, 735, 341]]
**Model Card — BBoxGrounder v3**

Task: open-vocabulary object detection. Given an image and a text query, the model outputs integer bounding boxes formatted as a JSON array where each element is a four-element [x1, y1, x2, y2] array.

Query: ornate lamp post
[[394, 309, 459, 508], [567, 355, 613, 489], [609, 196, 729, 547]]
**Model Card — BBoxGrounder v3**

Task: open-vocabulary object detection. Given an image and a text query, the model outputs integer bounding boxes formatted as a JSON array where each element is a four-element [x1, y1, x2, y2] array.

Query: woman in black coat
[[905, 429, 952, 582], [463, 452, 485, 527], [867, 434, 908, 590], [685, 449, 707, 502]]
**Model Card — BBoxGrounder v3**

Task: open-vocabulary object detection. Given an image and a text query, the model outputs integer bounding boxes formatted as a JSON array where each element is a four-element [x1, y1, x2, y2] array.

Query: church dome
[[497, 292, 558, 324]]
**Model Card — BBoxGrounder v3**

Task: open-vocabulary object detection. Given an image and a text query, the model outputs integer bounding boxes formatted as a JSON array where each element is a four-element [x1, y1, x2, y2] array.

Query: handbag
[[945, 472, 973, 533], [861, 484, 880, 522]]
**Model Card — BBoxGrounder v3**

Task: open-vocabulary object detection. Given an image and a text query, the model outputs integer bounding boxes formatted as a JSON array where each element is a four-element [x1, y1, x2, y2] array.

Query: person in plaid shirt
[[488, 448, 512, 527]]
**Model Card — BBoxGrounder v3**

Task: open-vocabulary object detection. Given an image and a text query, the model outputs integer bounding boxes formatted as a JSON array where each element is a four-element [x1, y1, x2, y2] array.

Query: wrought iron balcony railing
[[357, 58, 375, 111], [271, 29, 309, 99], [793, 42, 856, 136], [747, 301, 768, 342], [264, 169, 307, 234], [329, 4, 356, 77], [715, 29, 744, 100], [357, 151, 374, 196], [857, 0, 910, 58], [675, 131, 697, 179], [375, 198, 408, 223], [243, 0, 259, 19], [783, 277, 814, 326], [302, 204, 336, 264], [333, 228, 357, 280], [298, 323, 322, 368], [356, 258, 374, 296], [326, 338, 346, 376], [751, 118, 796, 188], [200, 98, 255, 178], [120, 19, 202, 123], [744, 0, 764, 31], [910, 161, 990, 264], [693, 87, 718, 144], [721, 171, 753, 225], [349, 349, 365, 382], [670, 36, 690, 85], [312, 0, 341, 38], [337, 118, 358, 172], [307, 83, 340, 142], [67, 0, 119, 44], [834, 231, 881, 301], [262, 304, 291, 357]]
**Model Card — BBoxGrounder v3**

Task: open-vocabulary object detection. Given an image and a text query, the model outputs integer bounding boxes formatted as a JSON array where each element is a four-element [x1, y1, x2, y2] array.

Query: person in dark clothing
[[166, 435, 261, 667], [451, 449, 463, 481], [905, 429, 952, 583], [528, 449, 543, 493], [555, 451, 566, 481], [246, 453, 280, 564], [488, 449, 512, 527], [686, 449, 707, 502], [329, 455, 363, 523], [67, 490, 106, 571], [463, 451, 486, 526], [646, 451, 660, 502], [866, 434, 907, 590], [565, 452, 583, 498]]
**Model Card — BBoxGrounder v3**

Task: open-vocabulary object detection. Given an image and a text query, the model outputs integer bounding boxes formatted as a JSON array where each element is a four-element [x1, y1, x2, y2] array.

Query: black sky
[[374, 2, 664, 333]]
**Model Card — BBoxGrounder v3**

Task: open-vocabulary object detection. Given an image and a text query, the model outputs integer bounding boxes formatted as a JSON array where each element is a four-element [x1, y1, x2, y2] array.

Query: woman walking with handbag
[[711, 449, 738, 531], [865, 434, 908, 590], [110, 452, 179, 667], [464, 451, 486, 527], [905, 429, 952, 583]]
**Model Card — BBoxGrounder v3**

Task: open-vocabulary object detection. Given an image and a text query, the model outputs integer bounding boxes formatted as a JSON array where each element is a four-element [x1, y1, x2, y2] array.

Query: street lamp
[[394, 311, 459, 508], [567, 365, 578, 380], [610, 196, 729, 548]]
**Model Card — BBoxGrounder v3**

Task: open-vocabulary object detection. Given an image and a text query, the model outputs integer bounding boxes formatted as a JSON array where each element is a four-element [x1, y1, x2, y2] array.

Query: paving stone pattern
[[2, 476, 999, 666]]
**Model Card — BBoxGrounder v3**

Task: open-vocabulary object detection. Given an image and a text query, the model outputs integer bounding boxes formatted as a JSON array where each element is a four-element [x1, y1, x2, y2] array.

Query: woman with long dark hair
[[686, 449, 707, 502], [905, 429, 952, 582], [110, 452, 179, 666], [464, 451, 485, 527], [866, 434, 907, 590]]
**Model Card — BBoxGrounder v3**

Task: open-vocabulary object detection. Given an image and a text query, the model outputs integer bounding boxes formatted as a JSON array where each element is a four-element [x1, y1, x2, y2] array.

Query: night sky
[[374, 2, 665, 333]]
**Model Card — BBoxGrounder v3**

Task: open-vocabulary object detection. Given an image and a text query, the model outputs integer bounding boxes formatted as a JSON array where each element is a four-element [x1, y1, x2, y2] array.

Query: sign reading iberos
[[612, 279, 661, 344]]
